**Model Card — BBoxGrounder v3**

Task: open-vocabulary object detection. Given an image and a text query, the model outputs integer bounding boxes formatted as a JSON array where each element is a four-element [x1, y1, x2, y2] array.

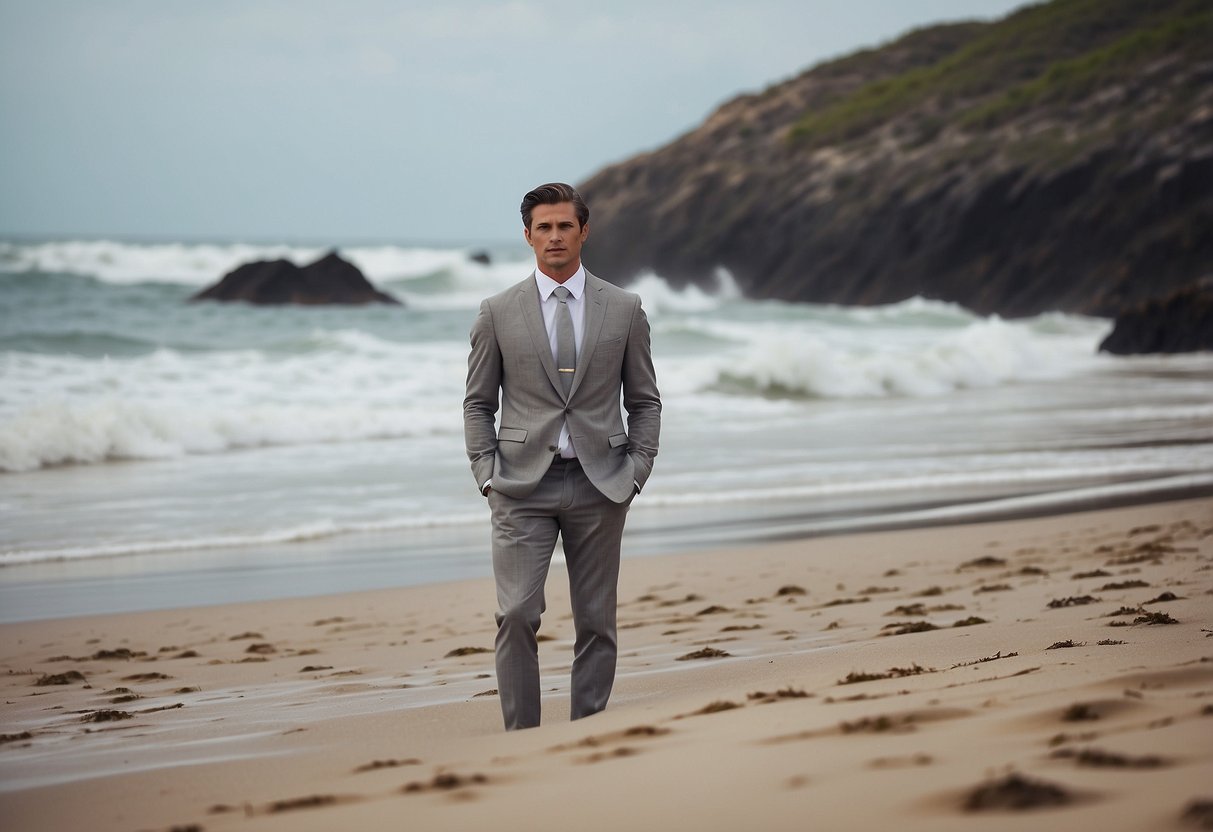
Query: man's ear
[[523, 226, 533, 246], [580, 222, 590, 242]]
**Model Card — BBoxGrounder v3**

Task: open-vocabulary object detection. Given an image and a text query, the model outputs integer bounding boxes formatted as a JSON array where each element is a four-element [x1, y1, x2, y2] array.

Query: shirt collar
[[534, 264, 585, 301]]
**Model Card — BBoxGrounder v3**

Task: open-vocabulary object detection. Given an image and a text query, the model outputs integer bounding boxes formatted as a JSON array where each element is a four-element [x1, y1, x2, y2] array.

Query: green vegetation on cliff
[[790, 0, 1210, 147]]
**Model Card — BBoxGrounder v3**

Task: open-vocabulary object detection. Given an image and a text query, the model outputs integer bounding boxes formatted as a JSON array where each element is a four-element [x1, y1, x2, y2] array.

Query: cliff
[[580, 0, 1212, 318]]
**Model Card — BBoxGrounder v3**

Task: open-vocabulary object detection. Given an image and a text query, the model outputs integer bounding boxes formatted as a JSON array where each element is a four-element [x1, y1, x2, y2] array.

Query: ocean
[[2, 238, 1211, 623]]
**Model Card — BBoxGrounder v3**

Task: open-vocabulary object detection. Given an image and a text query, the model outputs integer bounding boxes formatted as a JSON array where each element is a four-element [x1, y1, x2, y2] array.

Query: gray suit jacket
[[463, 270, 661, 504]]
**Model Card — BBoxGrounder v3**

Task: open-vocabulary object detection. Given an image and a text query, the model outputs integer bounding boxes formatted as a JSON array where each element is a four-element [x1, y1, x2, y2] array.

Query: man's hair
[[520, 183, 589, 230]]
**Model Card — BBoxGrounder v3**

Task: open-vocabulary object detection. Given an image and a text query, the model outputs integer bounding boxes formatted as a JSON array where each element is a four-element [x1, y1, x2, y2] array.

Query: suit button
[[564, 408, 571, 414], [548, 445, 558, 452]]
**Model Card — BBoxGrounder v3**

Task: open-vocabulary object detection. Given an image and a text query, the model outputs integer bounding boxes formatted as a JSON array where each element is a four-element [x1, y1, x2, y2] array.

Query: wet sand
[[1, 497, 1210, 831]]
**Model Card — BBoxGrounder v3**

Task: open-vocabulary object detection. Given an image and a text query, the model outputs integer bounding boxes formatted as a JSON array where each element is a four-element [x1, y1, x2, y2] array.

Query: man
[[463, 182, 661, 731]]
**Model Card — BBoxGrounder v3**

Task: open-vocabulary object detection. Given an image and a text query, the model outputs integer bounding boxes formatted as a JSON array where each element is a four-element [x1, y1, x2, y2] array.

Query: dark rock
[[1099, 280, 1213, 354], [191, 251, 401, 306], [468, 250, 492, 265], [578, 1, 1212, 319]]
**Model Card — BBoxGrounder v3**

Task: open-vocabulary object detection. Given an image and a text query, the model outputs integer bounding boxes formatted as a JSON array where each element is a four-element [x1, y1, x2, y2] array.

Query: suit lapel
[[517, 275, 565, 397], [569, 271, 608, 402]]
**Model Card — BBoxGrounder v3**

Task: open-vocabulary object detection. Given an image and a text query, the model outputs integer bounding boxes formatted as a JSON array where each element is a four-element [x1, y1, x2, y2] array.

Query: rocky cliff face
[[580, 0, 1212, 318]]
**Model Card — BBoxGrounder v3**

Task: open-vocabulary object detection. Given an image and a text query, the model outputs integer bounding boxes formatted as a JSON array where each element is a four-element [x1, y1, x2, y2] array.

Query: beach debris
[[721, 624, 762, 632], [658, 593, 703, 607], [625, 725, 670, 737], [952, 616, 988, 627], [228, 631, 264, 640], [886, 603, 927, 617], [1097, 639, 1126, 645], [1051, 747, 1167, 768], [1180, 798, 1213, 829], [91, 648, 141, 660], [1107, 547, 1168, 566], [110, 693, 141, 704], [473, 689, 498, 697], [858, 585, 899, 594], [121, 672, 171, 682], [1062, 703, 1100, 722], [951, 651, 1018, 668], [881, 621, 939, 636], [1145, 591, 1182, 603], [354, 758, 422, 773], [266, 794, 338, 813], [138, 702, 184, 714], [1129, 524, 1162, 535], [1016, 566, 1049, 575], [686, 700, 742, 716], [1073, 569, 1112, 579], [1100, 579, 1149, 590], [1110, 610, 1179, 627], [299, 665, 333, 672], [578, 747, 639, 764], [1047, 640, 1084, 650], [974, 584, 1013, 594], [1134, 611, 1179, 625], [1047, 595, 1100, 608], [695, 605, 731, 615], [402, 772, 488, 793], [676, 646, 731, 661], [839, 664, 933, 685], [959, 556, 1006, 569], [915, 586, 944, 597], [35, 670, 86, 686], [963, 773, 1073, 811], [840, 714, 917, 734], [776, 585, 806, 596], [823, 596, 869, 607], [748, 686, 811, 703], [0, 732, 33, 745], [81, 709, 132, 723], [444, 646, 493, 658], [245, 643, 277, 655]]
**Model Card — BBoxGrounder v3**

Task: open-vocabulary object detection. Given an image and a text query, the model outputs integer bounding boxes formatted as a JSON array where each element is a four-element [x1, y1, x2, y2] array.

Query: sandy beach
[[2, 496, 1211, 831]]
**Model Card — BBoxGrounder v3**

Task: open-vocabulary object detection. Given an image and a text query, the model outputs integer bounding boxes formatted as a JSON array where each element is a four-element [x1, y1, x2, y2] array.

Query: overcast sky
[[0, 1, 1026, 245]]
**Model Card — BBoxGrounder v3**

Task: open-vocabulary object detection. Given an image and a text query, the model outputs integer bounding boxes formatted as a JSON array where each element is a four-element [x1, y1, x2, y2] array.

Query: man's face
[[524, 202, 589, 278]]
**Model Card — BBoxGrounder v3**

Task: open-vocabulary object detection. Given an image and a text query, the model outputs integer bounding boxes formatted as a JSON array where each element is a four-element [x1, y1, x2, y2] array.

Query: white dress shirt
[[534, 265, 586, 458]]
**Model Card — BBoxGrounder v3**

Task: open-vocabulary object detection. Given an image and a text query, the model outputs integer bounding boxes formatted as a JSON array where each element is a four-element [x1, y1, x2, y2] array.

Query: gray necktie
[[553, 285, 576, 395]]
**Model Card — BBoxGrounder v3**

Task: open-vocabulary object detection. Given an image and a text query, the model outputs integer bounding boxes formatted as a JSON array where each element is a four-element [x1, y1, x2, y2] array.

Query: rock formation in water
[[191, 251, 400, 305], [1099, 279, 1213, 354]]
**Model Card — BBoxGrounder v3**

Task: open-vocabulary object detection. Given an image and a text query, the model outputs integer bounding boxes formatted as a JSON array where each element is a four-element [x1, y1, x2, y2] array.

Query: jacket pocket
[[608, 433, 628, 448], [498, 427, 528, 443]]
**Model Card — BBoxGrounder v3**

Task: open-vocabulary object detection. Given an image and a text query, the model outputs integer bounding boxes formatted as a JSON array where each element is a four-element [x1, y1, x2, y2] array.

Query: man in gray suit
[[464, 182, 661, 730]]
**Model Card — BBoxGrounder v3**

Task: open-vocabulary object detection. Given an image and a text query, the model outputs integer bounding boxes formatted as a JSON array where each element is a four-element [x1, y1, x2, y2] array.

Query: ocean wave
[[714, 315, 1103, 399], [0, 239, 527, 287], [628, 268, 742, 314], [0, 511, 487, 566], [0, 395, 462, 473], [642, 454, 1213, 509]]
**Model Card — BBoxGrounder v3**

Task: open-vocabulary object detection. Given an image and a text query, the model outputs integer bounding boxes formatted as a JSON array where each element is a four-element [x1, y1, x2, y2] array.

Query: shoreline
[[1, 496, 1210, 831], [3, 474, 1211, 626]]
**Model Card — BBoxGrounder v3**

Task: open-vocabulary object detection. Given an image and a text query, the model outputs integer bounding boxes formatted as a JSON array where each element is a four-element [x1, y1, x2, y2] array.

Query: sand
[[1, 497, 1211, 831]]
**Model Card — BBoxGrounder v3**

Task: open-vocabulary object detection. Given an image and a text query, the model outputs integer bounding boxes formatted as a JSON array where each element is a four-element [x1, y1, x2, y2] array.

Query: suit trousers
[[488, 456, 630, 730]]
